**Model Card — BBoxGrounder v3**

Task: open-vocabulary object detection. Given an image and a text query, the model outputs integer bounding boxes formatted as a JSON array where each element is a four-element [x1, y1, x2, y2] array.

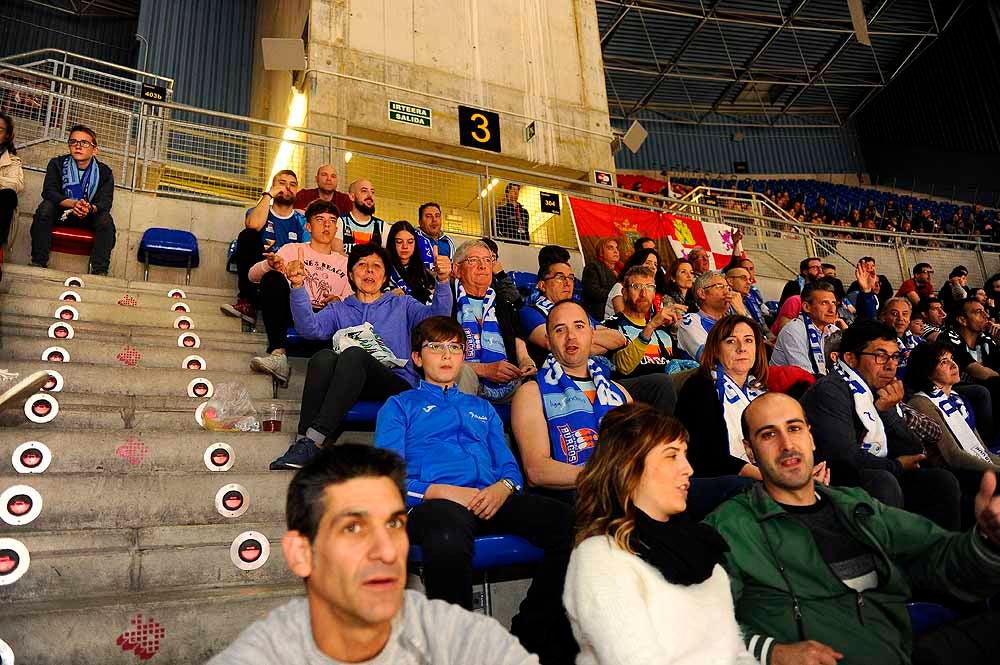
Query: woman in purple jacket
[[269, 243, 453, 470]]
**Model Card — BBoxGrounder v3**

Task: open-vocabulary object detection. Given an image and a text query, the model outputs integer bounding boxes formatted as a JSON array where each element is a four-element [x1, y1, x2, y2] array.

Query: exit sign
[[388, 101, 432, 128]]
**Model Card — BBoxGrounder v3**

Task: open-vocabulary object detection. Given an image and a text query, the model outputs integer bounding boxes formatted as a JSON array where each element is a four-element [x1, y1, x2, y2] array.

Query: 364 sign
[[458, 105, 501, 153]]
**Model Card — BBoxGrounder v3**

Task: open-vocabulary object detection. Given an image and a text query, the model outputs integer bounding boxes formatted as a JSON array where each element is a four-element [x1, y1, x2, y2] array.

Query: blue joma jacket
[[375, 381, 524, 507]]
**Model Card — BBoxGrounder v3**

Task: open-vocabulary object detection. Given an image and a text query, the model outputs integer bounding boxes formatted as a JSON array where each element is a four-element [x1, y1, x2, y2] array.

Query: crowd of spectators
[[10, 125, 1000, 665]]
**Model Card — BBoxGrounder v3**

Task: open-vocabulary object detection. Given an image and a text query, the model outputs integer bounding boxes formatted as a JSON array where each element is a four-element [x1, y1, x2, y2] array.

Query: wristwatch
[[260, 192, 273, 198], [500, 478, 520, 494]]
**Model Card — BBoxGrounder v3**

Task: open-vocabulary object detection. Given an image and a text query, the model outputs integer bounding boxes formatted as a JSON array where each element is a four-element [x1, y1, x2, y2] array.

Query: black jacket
[[675, 372, 750, 477], [41, 155, 115, 214]]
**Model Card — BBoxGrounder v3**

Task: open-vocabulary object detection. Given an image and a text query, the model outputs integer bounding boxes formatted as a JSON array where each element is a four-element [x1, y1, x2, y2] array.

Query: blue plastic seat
[[410, 534, 544, 571], [907, 601, 959, 636], [137, 228, 199, 284], [226, 239, 238, 273]]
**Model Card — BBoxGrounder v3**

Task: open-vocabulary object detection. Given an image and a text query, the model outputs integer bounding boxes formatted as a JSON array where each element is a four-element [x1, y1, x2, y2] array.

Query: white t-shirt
[[604, 283, 623, 319]]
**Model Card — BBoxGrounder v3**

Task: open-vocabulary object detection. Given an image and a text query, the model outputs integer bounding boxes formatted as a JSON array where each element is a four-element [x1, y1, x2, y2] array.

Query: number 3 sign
[[458, 105, 502, 153]]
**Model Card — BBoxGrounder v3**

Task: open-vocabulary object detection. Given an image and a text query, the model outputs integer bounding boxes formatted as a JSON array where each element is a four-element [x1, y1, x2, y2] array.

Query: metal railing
[[1, 50, 997, 286]]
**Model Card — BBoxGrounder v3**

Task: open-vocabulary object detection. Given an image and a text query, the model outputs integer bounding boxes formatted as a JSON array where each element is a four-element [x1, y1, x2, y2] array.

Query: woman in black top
[[386, 220, 434, 304]]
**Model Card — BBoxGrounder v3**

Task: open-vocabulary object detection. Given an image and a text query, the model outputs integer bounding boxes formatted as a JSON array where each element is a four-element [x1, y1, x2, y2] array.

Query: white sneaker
[[250, 353, 290, 385]]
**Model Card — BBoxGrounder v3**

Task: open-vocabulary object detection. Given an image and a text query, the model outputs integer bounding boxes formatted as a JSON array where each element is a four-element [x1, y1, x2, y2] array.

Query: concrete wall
[[306, 0, 614, 178], [250, 0, 312, 131]]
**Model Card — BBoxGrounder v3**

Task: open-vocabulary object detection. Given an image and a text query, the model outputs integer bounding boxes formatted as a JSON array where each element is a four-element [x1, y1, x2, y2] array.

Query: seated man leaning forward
[[207, 443, 538, 665], [512, 300, 631, 502], [706, 392, 1000, 665], [376, 316, 576, 664], [452, 240, 536, 403]]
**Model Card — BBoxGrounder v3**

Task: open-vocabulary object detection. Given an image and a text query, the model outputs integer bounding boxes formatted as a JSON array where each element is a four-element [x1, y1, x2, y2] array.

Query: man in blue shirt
[[223, 169, 308, 323], [375, 316, 575, 664]]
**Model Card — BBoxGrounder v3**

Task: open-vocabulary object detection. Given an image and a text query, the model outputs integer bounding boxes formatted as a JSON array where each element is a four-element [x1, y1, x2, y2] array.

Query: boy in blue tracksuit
[[375, 316, 576, 664]]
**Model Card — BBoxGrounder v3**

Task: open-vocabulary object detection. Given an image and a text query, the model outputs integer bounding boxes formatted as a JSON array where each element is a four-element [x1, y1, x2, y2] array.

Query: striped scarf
[[456, 285, 515, 402], [61, 155, 100, 202], [918, 388, 992, 463]]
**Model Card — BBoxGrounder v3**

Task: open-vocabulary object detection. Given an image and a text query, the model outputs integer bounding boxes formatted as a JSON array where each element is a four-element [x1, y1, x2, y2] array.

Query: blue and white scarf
[[537, 354, 626, 466], [895, 331, 924, 377], [457, 285, 515, 402], [917, 388, 992, 463], [61, 155, 100, 201], [714, 364, 766, 461], [801, 312, 826, 375], [416, 233, 435, 271], [389, 267, 411, 295], [534, 295, 555, 315], [744, 294, 767, 331], [832, 360, 890, 458]]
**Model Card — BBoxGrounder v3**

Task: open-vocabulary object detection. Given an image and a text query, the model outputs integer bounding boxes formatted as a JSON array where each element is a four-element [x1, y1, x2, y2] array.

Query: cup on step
[[262, 403, 283, 432]]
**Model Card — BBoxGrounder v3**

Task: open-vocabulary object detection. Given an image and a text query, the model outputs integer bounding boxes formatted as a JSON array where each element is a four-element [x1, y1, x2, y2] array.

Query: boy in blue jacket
[[376, 316, 576, 664]]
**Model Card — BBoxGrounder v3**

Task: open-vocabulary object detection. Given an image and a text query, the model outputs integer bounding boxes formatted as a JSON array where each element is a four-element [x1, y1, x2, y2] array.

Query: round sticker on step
[[173, 315, 194, 330], [167, 289, 186, 299], [231, 531, 269, 571], [41, 370, 64, 393], [182, 355, 206, 371], [171, 302, 190, 313], [54, 305, 79, 321], [12, 441, 52, 474], [58, 290, 81, 302], [47, 321, 74, 340], [0, 636, 14, 663], [177, 332, 200, 349], [216, 484, 249, 518], [0, 537, 30, 586], [187, 377, 214, 399], [64, 276, 85, 288], [194, 401, 209, 427], [24, 394, 59, 424], [1, 485, 42, 526], [41, 346, 69, 363], [204, 443, 234, 471]]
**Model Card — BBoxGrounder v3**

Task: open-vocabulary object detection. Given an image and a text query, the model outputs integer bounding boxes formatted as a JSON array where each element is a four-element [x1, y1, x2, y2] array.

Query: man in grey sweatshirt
[[208, 444, 538, 665]]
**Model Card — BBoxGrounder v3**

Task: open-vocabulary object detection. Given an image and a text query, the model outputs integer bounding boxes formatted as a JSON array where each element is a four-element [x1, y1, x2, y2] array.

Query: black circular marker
[[0, 549, 19, 575], [194, 383, 209, 397], [32, 400, 52, 417], [68, 280, 81, 287], [54, 326, 69, 339], [7, 494, 32, 517], [59, 310, 74, 320], [187, 360, 202, 370], [238, 539, 262, 563], [20, 448, 43, 468], [182, 337, 195, 347], [63, 294, 77, 302], [178, 320, 191, 329], [43, 376, 57, 390], [223, 491, 244, 510], [171, 292, 182, 299], [173, 305, 185, 312], [210, 449, 230, 466]]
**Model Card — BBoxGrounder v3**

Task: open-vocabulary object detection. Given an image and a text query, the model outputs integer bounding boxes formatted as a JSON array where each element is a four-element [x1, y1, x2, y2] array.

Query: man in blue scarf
[[30, 125, 116, 274]]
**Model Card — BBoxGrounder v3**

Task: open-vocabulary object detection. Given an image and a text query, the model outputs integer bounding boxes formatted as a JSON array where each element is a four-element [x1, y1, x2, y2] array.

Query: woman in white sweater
[[564, 402, 755, 665]]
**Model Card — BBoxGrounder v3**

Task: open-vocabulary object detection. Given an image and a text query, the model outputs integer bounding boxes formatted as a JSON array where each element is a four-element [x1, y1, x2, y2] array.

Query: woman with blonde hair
[[564, 402, 755, 665]]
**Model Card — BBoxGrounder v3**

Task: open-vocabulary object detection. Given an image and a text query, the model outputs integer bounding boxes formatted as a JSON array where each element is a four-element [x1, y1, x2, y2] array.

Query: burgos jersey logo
[[557, 424, 598, 464]]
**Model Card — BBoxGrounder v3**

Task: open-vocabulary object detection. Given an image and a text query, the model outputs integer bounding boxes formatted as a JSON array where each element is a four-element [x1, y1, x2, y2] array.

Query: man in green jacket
[[705, 392, 1000, 665]]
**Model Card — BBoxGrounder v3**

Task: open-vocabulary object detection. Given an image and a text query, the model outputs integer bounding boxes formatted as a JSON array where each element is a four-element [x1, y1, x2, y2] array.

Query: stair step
[[1, 274, 237, 309], [2, 314, 268, 353], [2, 263, 237, 301], [0, 472, 290, 530], [0, 582, 302, 665], [0, 392, 301, 431], [6, 295, 244, 332], [0, 429, 295, 475], [0, 522, 292, 603]]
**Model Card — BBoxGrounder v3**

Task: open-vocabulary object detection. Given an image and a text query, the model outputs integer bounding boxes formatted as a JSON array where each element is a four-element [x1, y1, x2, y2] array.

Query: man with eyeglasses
[[725, 263, 773, 341], [375, 316, 576, 663], [451, 240, 535, 403], [30, 125, 116, 274], [802, 320, 962, 530], [677, 270, 746, 361], [897, 263, 936, 307], [778, 257, 823, 309]]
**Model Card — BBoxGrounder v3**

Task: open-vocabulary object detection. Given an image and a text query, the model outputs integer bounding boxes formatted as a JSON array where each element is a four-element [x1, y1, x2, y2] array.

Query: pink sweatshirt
[[249, 242, 353, 309]]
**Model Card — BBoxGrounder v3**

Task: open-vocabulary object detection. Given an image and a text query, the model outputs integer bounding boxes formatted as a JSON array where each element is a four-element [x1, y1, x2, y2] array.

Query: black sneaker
[[269, 436, 320, 470], [29, 261, 47, 269]]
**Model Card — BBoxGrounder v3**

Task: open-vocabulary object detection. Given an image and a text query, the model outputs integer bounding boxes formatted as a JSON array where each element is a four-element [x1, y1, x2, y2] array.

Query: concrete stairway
[[0, 264, 310, 664]]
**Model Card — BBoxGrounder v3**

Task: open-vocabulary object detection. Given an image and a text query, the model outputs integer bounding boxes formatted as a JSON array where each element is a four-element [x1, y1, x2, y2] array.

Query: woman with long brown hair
[[564, 402, 754, 665]]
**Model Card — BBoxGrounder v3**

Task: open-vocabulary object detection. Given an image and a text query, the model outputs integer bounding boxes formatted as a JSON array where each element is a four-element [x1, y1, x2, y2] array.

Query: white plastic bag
[[200, 382, 260, 432], [331, 322, 407, 368]]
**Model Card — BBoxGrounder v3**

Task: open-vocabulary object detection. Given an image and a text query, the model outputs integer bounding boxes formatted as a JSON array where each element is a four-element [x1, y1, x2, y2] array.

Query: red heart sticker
[[116, 346, 142, 367], [115, 437, 148, 465], [116, 613, 165, 660], [118, 294, 138, 307]]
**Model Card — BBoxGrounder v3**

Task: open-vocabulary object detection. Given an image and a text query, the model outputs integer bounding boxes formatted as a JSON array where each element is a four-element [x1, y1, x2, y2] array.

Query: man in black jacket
[[778, 256, 822, 308], [30, 125, 116, 274], [801, 319, 962, 530]]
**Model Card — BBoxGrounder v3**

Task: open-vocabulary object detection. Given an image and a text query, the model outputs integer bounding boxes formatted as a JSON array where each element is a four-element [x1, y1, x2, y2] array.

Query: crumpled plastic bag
[[332, 322, 407, 368], [200, 382, 260, 432]]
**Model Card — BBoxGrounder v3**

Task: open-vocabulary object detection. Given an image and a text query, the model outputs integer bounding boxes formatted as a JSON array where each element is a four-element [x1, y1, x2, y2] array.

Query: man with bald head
[[294, 164, 352, 218], [336, 179, 386, 255], [706, 392, 1000, 665]]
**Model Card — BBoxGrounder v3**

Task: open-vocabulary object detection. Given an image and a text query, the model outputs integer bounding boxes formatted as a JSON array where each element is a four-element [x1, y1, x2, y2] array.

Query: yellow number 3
[[470, 113, 491, 143]]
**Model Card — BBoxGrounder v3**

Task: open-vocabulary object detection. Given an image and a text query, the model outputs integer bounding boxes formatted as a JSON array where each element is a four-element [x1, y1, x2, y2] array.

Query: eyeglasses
[[704, 283, 729, 291], [67, 139, 95, 148], [422, 341, 464, 355], [544, 273, 576, 284], [460, 257, 494, 267], [859, 351, 905, 365], [627, 283, 656, 293]]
